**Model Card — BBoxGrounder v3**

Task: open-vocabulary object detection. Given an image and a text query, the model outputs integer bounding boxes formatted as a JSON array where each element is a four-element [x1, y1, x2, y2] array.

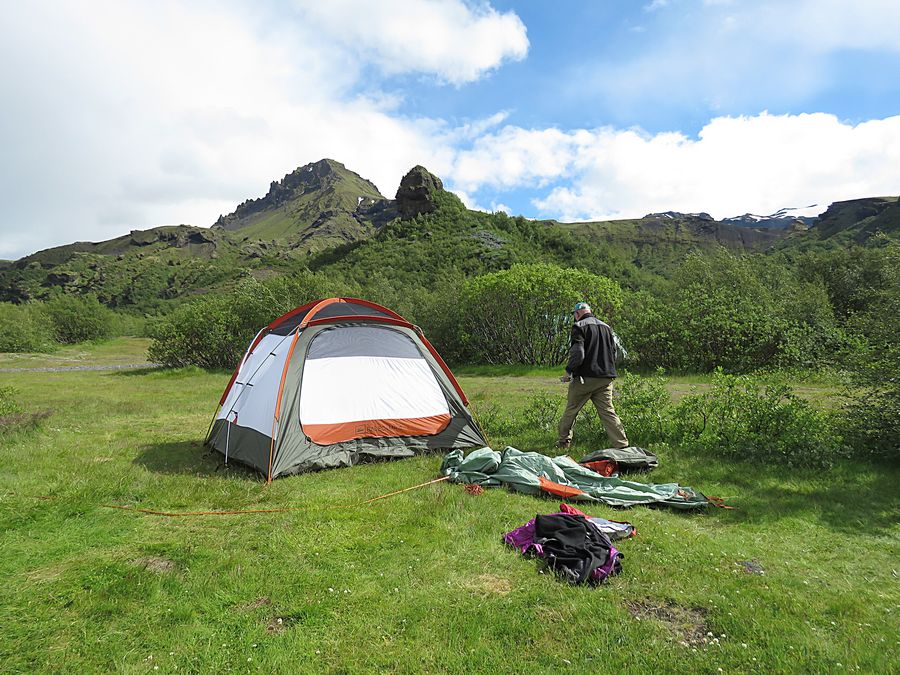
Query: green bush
[[522, 391, 561, 434], [43, 294, 115, 344], [838, 250, 900, 461], [148, 272, 355, 369], [612, 370, 671, 446], [671, 370, 842, 468], [619, 250, 852, 372], [0, 386, 24, 416], [458, 263, 624, 365], [0, 303, 54, 352]]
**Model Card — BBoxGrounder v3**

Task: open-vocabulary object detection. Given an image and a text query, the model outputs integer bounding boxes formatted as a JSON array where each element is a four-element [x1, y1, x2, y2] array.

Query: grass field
[[1, 340, 897, 672]]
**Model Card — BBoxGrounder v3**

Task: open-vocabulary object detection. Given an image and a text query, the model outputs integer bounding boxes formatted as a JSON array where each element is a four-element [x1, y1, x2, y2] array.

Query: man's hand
[[559, 373, 572, 383]]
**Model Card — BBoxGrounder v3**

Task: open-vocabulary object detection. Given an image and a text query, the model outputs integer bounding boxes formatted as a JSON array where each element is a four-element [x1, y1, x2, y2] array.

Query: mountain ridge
[[1, 159, 895, 309]]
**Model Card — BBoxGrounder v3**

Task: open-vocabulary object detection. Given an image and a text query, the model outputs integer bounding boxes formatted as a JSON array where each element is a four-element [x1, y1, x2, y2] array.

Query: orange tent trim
[[538, 476, 587, 499], [303, 413, 452, 445]]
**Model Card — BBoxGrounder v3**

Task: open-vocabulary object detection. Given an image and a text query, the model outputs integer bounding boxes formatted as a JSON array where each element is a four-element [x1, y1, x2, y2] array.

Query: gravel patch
[[0, 363, 158, 373]]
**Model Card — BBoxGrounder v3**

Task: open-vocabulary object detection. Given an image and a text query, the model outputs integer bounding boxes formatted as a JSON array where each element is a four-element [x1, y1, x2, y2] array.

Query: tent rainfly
[[206, 298, 486, 480]]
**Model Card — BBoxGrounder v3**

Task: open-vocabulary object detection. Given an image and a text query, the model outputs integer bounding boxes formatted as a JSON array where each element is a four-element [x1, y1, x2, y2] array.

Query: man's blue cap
[[574, 302, 589, 312]]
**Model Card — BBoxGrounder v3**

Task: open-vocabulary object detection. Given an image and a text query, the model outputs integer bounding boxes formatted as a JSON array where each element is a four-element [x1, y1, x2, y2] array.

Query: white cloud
[[503, 113, 900, 221], [292, 0, 528, 85], [0, 0, 522, 258], [451, 126, 594, 191]]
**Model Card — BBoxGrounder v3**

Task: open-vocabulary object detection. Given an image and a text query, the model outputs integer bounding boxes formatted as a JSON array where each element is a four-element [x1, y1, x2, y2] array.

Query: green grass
[[457, 364, 844, 409], [0, 337, 153, 369], [1, 345, 898, 672]]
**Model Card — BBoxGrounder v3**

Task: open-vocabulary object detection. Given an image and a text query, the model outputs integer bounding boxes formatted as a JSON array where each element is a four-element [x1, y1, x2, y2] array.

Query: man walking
[[557, 302, 629, 450]]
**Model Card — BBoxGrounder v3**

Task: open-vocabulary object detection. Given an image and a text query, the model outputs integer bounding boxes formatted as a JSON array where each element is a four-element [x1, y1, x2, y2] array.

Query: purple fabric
[[503, 513, 622, 582], [595, 545, 621, 580], [504, 511, 569, 554]]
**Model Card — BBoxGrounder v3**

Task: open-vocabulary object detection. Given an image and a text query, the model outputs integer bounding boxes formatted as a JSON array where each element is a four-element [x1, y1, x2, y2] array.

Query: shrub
[[148, 272, 354, 369], [671, 370, 842, 468], [458, 263, 624, 365], [613, 370, 671, 446], [619, 250, 857, 373], [0, 386, 23, 416], [0, 303, 54, 352], [522, 391, 561, 434], [148, 294, 244, 369], [839, 263, 900, 462], [43, 294, 115, 343]]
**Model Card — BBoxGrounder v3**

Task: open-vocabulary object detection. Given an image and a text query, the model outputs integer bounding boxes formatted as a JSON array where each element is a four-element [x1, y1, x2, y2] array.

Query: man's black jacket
[[565, 312, 618, 379]]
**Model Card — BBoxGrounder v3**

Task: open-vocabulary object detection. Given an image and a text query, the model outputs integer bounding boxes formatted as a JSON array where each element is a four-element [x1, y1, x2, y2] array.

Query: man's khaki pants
[[558, 376, 629, 448]]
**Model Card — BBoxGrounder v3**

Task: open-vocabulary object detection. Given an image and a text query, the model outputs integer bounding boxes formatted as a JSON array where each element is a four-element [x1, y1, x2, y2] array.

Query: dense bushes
[[0, 303, 54, 352], [148, 273, 355, 369], [619, 250, 853, 372], [0, 296, 140, 352], [42, 294, 116, 344], [834, 241, 900, 461], [457, 263, 623, 365], [476, 370, 842, 468], [671, 371, 842, 468]]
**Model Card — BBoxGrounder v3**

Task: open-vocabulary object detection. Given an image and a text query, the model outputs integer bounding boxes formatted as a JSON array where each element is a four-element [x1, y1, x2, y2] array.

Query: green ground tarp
[[441, 447, 708, 510]]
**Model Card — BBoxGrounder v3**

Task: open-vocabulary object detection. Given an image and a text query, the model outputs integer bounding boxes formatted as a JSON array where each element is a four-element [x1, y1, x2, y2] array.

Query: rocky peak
[[395, 166, 444, 220], [213, 159, 382, 230]]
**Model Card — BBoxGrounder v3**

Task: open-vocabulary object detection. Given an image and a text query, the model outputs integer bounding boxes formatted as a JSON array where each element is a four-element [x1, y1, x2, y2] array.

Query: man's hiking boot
[[556, 440, 572, 450]]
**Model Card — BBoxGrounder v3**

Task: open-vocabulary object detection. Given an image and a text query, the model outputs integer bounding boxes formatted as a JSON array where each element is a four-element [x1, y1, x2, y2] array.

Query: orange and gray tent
[[206, 298, 486, 480]]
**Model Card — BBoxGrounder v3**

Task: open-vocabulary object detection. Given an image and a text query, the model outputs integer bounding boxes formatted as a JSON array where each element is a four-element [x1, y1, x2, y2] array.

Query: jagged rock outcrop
[[395, 166, 444, 220]]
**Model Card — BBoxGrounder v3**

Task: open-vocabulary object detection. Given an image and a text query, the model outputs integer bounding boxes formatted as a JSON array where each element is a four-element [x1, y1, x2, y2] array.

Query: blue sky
[[395, 1, 900, 132], [1, 0, 899, 258]]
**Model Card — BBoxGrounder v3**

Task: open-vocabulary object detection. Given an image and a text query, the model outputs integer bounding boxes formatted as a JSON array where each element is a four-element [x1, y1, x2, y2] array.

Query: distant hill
[[0, 158, 894, 310], [810, 196, 900, 240]]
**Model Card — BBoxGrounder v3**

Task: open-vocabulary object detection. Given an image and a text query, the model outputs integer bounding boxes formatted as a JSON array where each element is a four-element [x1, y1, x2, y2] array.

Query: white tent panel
[[299, 356, 449, 425], [218, 332, 294, 436]]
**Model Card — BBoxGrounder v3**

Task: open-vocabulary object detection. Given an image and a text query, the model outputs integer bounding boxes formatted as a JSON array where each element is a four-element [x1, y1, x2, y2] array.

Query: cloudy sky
[[1, 0, 899, 259]]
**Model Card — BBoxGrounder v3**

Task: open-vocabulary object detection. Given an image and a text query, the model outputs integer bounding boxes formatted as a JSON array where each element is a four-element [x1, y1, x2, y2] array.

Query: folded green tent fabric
[[441, 447, 708, 510], [579, 447, 659, 471]]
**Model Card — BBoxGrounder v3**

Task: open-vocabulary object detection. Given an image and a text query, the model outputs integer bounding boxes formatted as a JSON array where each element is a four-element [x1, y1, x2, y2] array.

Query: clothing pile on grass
[[441, 446, 709, 585], [504, 502, 634, 584]]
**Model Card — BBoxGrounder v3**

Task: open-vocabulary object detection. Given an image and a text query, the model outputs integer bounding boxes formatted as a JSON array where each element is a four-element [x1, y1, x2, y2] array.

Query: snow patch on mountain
[[722, 204, 825, 230]]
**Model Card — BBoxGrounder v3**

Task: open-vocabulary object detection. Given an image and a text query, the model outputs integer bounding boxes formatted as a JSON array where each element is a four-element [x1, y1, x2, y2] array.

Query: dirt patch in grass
[[25, 562, 70, 583], [472, 574, 512, 596], [736, 559, 766, 574], [627, 599, 710, 647], [234, 597, 272, 612], [265, 615, 295, 634], [131, 556, 177, 573], [0, 410, 52, 430]]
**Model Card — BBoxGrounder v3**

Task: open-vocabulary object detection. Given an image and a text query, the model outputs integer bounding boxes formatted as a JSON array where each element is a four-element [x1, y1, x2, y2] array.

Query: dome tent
[[206, 298, 486, 480]]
